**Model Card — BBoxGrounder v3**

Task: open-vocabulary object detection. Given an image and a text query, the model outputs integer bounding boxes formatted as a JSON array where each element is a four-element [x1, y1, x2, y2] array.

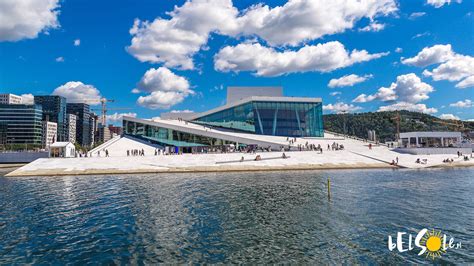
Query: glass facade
[[67, 103, 91, 146], [0, 104, 43, 146], [193, 101, 323, 137], [34, 96, 67, 141], [123, 120, 238, 150]]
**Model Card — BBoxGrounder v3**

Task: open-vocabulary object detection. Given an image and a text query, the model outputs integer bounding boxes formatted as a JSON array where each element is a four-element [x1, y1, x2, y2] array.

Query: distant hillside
[[323, 110, 474, 142]]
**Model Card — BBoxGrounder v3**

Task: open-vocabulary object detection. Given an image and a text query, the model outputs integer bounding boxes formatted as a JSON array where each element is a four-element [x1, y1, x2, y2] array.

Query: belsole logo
[[388, 228, 462, 260]]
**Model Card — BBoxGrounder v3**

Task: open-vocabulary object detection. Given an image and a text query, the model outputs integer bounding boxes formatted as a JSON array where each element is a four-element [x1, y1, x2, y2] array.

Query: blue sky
[[0, 0, 473, 123]]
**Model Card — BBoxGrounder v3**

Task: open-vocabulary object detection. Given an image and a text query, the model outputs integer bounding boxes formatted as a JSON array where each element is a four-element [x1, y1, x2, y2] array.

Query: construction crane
[[80, 97, 129, 125], [391, 110, 401, 141], [91, 107, 132, 125], [433, 119, 465, 132]]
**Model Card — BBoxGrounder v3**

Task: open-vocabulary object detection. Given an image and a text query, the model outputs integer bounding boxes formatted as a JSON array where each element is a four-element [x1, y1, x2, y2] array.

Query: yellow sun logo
[[420, 229, 446, 259]]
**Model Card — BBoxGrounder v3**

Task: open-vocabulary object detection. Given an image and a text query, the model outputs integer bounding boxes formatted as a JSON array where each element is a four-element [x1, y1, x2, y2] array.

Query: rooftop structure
[[161, 111, 196, 120], [0, 93, 22, 104], [226, 86, 282, 104]]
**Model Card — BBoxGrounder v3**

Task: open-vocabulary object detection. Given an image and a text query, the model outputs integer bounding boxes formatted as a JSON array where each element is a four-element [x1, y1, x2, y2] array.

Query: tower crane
[[391, 110, 401, 141], [433, 119, 465, 132], [80, 97, 130, 125]]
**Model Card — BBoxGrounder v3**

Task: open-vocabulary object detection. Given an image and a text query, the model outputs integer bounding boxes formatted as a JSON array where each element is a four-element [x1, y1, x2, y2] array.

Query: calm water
[[0, 168, 473, 264]]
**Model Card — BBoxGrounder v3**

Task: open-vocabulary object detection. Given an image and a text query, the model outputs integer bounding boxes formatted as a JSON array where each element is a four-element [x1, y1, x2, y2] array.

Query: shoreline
[[5, 161, 474, 177], [5, 163, 394, 177]]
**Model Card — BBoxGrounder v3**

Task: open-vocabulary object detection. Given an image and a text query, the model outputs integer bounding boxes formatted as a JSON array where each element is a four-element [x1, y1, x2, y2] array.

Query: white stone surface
[[7, 130, 474, 176]]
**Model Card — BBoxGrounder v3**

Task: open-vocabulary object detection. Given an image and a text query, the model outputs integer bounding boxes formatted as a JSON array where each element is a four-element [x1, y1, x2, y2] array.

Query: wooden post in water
[[327, 177, 331, 201]]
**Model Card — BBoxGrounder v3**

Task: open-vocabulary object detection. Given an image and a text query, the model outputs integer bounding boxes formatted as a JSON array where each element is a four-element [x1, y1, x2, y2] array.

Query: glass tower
[[67, 103, 91, 146], [0, 104, 43, 147], [34, 96, 67, 141]]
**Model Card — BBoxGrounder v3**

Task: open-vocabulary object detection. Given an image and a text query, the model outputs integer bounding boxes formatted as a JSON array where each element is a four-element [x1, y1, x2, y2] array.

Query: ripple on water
[[0, 168, 473, 264]]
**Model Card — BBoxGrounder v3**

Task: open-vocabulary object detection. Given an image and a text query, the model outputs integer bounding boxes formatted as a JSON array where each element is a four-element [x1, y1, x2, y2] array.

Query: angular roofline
[[188, 96, 322, 120]]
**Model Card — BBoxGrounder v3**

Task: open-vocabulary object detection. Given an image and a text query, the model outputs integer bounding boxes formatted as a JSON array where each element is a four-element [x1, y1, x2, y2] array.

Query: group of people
[[328, 142, 344, 151], [390, 157, 399, 166], [415, 158, 428, 164], [127, 149, 145, 156], [443, 158, 455, 163], [77, 149, 109, 157]]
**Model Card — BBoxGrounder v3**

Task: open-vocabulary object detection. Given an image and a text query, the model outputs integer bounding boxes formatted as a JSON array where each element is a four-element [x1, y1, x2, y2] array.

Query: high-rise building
[[0, 104, 43, 147], [42, 121, 57, 148], [34, 96, 67, 141], [67, 114, 77, 144], [66, 103, 91, 146], [0, 93, 22, 104], [97, 125, 112, 143]]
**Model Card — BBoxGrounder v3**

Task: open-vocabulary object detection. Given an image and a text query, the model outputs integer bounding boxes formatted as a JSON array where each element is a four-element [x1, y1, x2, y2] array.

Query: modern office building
[[67, 114, 77, 144], [123, 86, 323, 152], [0, 93, 22, 104], [0, 104, 43, 147], [42, 121, 57, 148], [67, 103, 91, 146], [34, 96, 67, 141]]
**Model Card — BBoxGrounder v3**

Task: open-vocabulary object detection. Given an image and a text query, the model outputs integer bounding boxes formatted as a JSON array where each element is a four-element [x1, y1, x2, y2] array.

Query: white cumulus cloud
[[21, 93, 34, 104], [359, 22, 386, 32], [0, 0, 60, 42], [423, 55, 474, 85], [449, 99, 472, 108], [214, 41, 388, 77], [427, 0, 462, 8], [455, 75, 474, 88], [403, 44, 474, 88], [126, 0, 397, 69], [74, 39, 80, 46], [52, 81, 102, 105], [328, 74, 373, 88], [323, 102, 362, 113], [126, 0, 238, 70], [401, 44, 455, 67], [55, 56, 64, 62], [378, 102, 438, 114], [135, 67, 194, 109], [106, 112, 137, 123], [353, 73, 433, 103], [439, 113, 460, 120]]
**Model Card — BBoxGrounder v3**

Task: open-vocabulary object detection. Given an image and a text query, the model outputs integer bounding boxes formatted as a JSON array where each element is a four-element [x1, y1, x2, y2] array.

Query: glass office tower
[[193, 100, 324, 137], [34, 96, 67, 141], [67, 103, 91, 146], [0, 104, 43, 147]]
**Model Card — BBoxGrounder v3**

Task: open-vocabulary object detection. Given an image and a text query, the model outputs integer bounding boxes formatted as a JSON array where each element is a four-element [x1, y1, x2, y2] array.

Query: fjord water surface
[[0, 168, 472, 264]]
